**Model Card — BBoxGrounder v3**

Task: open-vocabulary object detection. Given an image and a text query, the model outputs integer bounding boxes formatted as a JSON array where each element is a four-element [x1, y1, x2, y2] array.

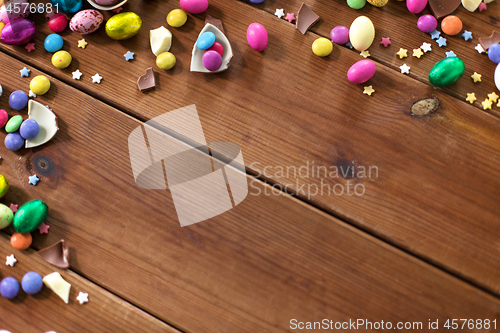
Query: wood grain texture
[[0, 234, 179, 333], [0, 54, 500, 332], [1, 0, 500, 295]]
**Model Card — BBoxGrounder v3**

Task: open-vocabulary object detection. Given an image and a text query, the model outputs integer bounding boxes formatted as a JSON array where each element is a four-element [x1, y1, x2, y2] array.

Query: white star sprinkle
[[399, 64, 410, 74], [29, 90, 37, 98], [72, 69, 83, 80], [475, 43, 485, 54], [6, 254, 17, 267], [421, 42, 432, 53], [274, 8, 285, 18], [77, 292, 89, 304], [92, 73, 102, 84]]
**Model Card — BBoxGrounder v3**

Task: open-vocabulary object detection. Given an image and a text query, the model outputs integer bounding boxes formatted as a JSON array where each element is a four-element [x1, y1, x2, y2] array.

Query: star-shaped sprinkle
[[475, 44, 485, 54], [39, 222, 50, 234], [471, 72, 482, 82], [78, 39, 88, 49], [498, 100, 500, 107], [72, 69, 82, 80], [92, 73, 102, 84], [363, 85, 375, 96], [397, 48, 408, 59], [488, 92, 499, 103], [436, 37, 447, 47], [413, 48, 424, 58], [29, 174, 39, 185], [29, 90, 37, 98], [380, 37, 391, 47], [345, 41, 353, 49], [430, 30, 441, 39], [482, 99, 492, 110], [446, 50, 457, 57], [124, 51, 134, 61], [112, 6, 122, 13], [77, 292, 89, 304], [462, 30, 472, 41], [400, 64, 410, 74], [274, 8, 284, 18], [466, 93, 476, 104], [360, 50, 370, 58], [478, 2, 487, 11], [421, 42, 432, 53], [285, 13, 295, 23], [20, 67, 30, 77], [6, 254, 17, 267], [9, 204, 18, 213], [25, 42, 35, 52]]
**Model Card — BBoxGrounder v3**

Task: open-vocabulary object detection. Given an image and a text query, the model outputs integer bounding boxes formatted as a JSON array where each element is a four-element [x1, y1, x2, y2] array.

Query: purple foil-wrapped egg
[[202, 50, 222, 71], [0, 0, 29, 24], [1, 18, 35, 45]]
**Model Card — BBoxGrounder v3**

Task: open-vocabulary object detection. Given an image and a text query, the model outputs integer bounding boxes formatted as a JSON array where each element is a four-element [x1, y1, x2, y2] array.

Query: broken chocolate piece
[[38, 239, 69, 269], [296, 3, 319, 34], [479, 31, 500, 51], [137, 68, 156, 92], [205, 14, 224, 35], [428, 0, 461, 19]]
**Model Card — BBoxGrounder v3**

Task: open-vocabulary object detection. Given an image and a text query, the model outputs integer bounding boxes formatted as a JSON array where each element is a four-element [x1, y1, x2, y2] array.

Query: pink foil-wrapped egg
[[48, 13, 68, 33], [69, 9, 103, 34], [247, 22, 268, 51], [180, 0, 208, 14], [0, 0, 29, 24], [347, 59, 376, 84], [1, 18, 35, 45]]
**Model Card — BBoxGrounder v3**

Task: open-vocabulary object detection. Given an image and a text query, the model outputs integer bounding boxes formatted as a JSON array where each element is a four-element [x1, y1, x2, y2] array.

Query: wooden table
[[0, 0, 499, 332]]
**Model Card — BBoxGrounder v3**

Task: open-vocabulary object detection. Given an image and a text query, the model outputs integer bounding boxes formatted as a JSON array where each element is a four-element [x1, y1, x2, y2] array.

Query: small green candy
[[5, 115, 23, 133], [13, 199, 48, 233], [347, 0, 367, 9], [429, 57, 465, 87]]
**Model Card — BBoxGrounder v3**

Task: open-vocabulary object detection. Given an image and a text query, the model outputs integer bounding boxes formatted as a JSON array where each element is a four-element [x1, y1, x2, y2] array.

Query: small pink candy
[[180, 0, 208, 14], [48, 14, 68, 33], [247, 22, 268, 52], [202, 50, 222, 71], [207, 41, 224, 57], [0, 109, 8, 128], [347, 59, 376, 84], [407, 0, 428, 14]]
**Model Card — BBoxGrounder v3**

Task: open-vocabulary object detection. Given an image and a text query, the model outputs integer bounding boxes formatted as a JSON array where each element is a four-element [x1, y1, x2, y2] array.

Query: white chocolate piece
[[191, 23, 233, 73], [26, 100, 59, 148], [43, 272, 71, 304], [150, 26, 172, 56], [462, 0, 481, 11]]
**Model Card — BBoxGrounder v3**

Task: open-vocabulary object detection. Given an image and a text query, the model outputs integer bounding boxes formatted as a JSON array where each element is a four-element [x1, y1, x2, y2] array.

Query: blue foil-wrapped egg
[[50, 0, 83, 14]]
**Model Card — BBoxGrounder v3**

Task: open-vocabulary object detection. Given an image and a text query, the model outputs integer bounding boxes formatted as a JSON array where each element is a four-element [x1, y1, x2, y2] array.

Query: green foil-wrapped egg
[[429, 57, 465, 87], [13, 200, 48, 233], [105, 12, 142, 40]]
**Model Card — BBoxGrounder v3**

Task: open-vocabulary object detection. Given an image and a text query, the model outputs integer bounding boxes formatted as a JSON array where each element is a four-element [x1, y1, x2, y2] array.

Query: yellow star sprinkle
[[412, 48, 424, 58], [363, 85, 375, 96], [498, 100, 500, 107], [466, 93, 476, 104], [360, 50, 370, 58], [488, 92, 499, 103], [397, 48, 408, 59], [471, 72, 482, 83], [78, 39, 88, 49], [482, 99, 492, 110]]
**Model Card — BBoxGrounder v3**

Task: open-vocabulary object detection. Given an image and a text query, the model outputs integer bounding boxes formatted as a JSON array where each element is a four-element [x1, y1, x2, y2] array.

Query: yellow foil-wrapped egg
[[105, 12, 142, 40]]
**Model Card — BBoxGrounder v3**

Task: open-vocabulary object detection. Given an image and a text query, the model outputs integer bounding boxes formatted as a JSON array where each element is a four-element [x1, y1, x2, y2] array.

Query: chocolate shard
[[137, 68, 156, 92], [38, 240, 69, 269], [205, 14, 224, 35], [479, 31, 500, 51], [296, 3, 320, 34], [428, 0, 461, 19]]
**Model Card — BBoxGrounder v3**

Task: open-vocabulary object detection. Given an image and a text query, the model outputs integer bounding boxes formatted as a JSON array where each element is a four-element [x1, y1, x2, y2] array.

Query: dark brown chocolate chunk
[[296, 3, 319, 35], [479, 31, 500, 51], [428, 0, 461, 19], [137, 68, 156, 92], [205, 14, 224, 35], [38, 240, 69, 269]]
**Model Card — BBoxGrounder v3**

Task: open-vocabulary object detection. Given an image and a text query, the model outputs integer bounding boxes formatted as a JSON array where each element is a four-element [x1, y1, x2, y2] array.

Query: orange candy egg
[[441, 15, 463, 36], [10, 232, 32, 250]]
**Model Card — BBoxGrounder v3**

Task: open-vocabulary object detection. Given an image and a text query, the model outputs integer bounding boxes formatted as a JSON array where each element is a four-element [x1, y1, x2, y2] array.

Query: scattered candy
[[466, 92, 476, 103], [0, 277, 19, 299], [25, 42, 35, 52], [20, 119, 40, 139], [28, 174, 39, 185], [445, 50, 457, 57], [70, 9, 103, 34], [77, 291, 89, 304], [488, 44, 500, 63], [274, 8, 284, 18], [38, 240, 70, 268], [5, 115, 23, 133], [285, 13, 295, 23], [52, 50, 72, 69], [247, 22, 268, 51], [39, 222, 50, 234], [363, 85, 375, 96], [475, 43, 485, 54], [72, 69, 83, 80], [137, 68, 155, 92], [156, 52, 176, 70], [9, 204, 18, 213], [429, 30, 441, 39], [43, 272, 71, 304], [441, 15, 462, 36], [48, 13, 68, 33], [331, 26, 350, 45], [180, 0, 208, 14], [462, 30, 472, 41], [488, 92, 499, 102], [11, 232, 32, 250], [482, 99, 492, 110], [30, 75, 50, 95], [150, 26, 172, 56], [4, 133, 24, 151], [20, 66, 30, 77], [196, 31, 215, 50], [349, 16, 375, 52], [167, 9, 187, 28], [421, 42, 432, 52], [124, 51, 135, 61], [400, 63, 411, 74], [5, 254, 17, 267], [429, 57, 465, 87], [417, 14, 437, 33], [77, 39, 88, 48], [1, 19, 36, 45], [106, 12, 142, 40], [413, 48, 424, 58], [202, 50, 222, 70], [407, 0, 428, 14], [26, 100, 59, 148], [397, 48, 408, 58], [348, 0, 367, 10], [296, 3, 319, 34], [436, 36, 447, 47], [92, 73, 102, 83], [13, 199, 48, 233], [347, 59, 376, 84], [22, 272, 43, 294], [0, 204, 13, 229], [380, 37, 391, 47], [312, 37, 333, 57], [0, 110, 7, 128], [9, 91, 28, 110]]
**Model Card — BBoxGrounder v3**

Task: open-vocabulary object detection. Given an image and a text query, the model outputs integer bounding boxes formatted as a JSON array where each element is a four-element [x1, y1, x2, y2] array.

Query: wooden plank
[[1, 0, 500, 294], [0, 234, 179, 333], [247, 0, 500, 116], [0, 54, 500, 332]]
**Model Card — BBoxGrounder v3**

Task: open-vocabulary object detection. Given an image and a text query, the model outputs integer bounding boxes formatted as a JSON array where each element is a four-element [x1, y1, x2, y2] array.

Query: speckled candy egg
[[0, 204, 13, 229], [50, 0, 83, 14], [0, 0, 29, 24], [407, 0, 428, 14], [70, 9, 103, 34], [1, 18, 35, 45], [347, 59, 376, 84], [247, 22, 268, 51], [48, 13, 68, 33], [180, 0, 208, 14], [105, 12, 142, 40]]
